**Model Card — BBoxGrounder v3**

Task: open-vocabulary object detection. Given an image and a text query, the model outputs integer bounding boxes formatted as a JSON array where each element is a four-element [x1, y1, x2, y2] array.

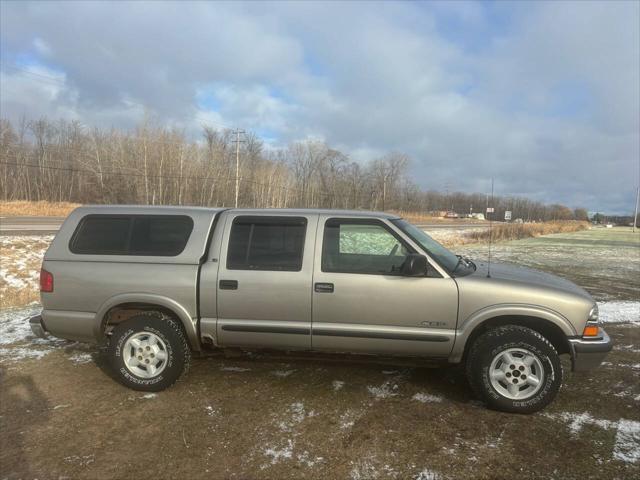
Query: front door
[[311, 216, 458, 357], [216, 213, 317, 349]]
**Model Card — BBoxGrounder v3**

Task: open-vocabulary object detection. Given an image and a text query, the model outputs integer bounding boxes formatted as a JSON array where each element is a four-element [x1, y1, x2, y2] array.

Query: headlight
[[588, 304, 599, 322]]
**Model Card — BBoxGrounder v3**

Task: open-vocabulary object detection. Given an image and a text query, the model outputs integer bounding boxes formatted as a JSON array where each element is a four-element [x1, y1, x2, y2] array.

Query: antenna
[[487, 177, 494, 278]]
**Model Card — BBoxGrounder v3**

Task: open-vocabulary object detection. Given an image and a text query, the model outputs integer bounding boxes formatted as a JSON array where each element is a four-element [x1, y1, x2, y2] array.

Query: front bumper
[[29, 314, 48, 338], [569, 328, 613, 372]]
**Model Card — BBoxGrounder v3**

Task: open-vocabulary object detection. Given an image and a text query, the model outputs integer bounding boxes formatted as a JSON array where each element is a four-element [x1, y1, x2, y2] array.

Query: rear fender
[[95, 293, 200, 351]]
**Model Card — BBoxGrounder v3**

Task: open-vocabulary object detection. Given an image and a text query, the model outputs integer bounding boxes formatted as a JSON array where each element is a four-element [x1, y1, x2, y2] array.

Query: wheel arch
[[450, 305, 575, 363], [95, 294, 200, 351]]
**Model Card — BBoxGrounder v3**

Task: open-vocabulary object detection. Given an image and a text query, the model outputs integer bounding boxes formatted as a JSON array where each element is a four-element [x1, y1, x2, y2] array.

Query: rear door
[[311, 216, 458, 357], [216, 212, 317, 349]]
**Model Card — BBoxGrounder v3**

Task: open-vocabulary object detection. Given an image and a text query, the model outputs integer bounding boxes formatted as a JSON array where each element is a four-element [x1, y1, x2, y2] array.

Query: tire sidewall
[[469, 327, 562, 413], [109, 315, 186, 391]]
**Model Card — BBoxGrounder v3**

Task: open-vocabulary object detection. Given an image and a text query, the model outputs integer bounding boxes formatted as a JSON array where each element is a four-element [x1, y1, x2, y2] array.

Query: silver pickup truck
[[30, 206, 611, 413]]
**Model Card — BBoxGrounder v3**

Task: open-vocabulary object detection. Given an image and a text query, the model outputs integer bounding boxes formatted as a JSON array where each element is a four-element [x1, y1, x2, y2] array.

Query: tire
[[466, 325, 562, 414], [107, 312, 191, 392]]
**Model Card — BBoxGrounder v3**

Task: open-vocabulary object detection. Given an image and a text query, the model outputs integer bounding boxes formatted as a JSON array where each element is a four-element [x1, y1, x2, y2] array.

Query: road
[[0, 216, 487, 236], [0, 216, 65, 235]]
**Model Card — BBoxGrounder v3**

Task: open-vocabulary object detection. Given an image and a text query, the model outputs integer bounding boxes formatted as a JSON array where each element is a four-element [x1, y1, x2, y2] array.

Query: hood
[[467, 261, 593, 300]]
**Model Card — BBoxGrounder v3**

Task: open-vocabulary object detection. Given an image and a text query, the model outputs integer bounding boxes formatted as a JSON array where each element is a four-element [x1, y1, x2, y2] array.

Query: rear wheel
[[107, 313, 191, 391], [466, 325, 562, 413]]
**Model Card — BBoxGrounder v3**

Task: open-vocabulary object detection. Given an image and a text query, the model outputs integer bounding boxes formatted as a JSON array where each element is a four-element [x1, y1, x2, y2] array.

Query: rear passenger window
[[70, 215, 193, 256], [130, 216, 193, 256], [227, 216, 306, 271]]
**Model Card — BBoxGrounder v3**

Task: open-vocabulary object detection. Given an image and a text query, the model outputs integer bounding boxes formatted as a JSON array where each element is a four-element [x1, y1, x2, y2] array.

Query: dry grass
[[0, 235, 52, 308], [465, 221, 589, 243], [0, 201, 80, 217], [0, 288, 39, 309], [391, 211, 444, 223], [392, 211, 489, 224]]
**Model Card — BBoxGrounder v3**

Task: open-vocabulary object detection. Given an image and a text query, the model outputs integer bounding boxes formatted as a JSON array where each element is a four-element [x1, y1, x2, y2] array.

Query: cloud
[[1, 0, 638, 213]]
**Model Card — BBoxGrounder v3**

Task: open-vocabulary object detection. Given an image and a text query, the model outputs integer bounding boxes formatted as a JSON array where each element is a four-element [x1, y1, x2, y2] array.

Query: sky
[[1, 0, 638, 214]]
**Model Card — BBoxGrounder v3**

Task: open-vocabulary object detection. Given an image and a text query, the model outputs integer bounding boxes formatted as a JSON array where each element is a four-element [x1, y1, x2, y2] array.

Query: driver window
[[322, 219, 410, 275]]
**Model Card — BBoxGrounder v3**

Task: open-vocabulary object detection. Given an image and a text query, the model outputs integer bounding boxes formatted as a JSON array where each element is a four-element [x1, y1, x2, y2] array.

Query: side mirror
[[401, 254, 428, 277]]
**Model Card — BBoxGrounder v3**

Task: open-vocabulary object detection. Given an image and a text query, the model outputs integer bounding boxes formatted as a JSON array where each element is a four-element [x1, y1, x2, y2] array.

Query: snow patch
[[0, 305, 42, 345], [64, 454, 95, 466], [547, 412, 640, 464], [350, 456, 379, 480], [412, 392, 443, 403], [367, 380, 399, 399], [617, 363, 640, 370], [339, 409, 364, 430], [0, 235, 52, 292], [296, 450, 324, 467], [264, 439, 294, 465], [205, 405, 219, 417], [597, 301, 639, 325], [68, 352, 93, 365], [220, 366, 251, 372], [276, 402, 312, 432], [271, 369, 295, 378], [414, 470, 443, 480], [0, 305, 71, 362], [613, 419, 640, 464], [259, 402, 322, 469], [546, 412, 616, 434], [615, 344, 640, 353], [332, 380, 345, 391], [140, 393, 157, 399]]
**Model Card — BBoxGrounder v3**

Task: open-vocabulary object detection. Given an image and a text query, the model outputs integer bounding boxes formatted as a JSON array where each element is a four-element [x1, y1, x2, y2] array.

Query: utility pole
[[382, 175, 387, 211], [634, 186, 639, 233], [232, 129, 246, 208]]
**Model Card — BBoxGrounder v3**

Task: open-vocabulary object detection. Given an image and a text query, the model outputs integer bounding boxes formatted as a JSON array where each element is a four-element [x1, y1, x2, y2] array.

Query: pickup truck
[[30, 206, 612, 413]]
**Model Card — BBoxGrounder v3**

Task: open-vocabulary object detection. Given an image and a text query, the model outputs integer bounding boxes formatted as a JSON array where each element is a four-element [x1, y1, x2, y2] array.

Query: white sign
[[505, 210, 512, 221], [486, 207, 494, 213]]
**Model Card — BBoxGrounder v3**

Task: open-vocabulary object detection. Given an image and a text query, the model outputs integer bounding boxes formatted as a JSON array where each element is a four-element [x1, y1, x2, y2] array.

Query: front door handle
[[219, 280, 238, 290], [314, 282, 334, 293]]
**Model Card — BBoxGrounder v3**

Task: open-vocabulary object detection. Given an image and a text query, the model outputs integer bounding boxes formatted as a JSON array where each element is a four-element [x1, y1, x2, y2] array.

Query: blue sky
[[1, 0, 638, 213]]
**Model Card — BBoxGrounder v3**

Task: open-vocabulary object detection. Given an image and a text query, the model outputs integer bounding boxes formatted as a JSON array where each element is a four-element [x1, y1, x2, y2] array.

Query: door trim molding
[[221, 323, 310, 335], [312, 323, 451, 343]]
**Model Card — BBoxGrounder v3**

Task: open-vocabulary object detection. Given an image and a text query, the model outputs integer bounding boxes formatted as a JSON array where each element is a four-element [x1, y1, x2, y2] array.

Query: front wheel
[[466, 325, 562, 413], [107, 313, 191, 391]]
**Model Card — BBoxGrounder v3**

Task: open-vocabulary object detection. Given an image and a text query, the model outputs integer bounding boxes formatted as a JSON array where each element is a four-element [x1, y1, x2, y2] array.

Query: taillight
[[40, 268, 54, 292]]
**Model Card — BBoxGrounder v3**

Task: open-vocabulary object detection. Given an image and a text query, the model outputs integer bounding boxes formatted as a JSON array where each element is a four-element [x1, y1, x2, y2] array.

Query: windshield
[[391, 218, 460, 273]]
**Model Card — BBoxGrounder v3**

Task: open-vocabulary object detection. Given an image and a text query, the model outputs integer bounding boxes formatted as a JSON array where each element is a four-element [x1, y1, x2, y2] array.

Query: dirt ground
[[1, 227, 639, 479], [1, 325, 638, 480]]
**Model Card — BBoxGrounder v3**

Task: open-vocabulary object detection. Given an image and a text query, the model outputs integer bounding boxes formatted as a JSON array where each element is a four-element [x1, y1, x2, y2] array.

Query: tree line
[[0, 117, 589, 221]]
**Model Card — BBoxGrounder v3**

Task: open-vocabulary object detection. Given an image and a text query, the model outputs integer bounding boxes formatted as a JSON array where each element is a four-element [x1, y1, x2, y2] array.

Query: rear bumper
[[29, 314, 48, 338], [569, 328, 613, 372]]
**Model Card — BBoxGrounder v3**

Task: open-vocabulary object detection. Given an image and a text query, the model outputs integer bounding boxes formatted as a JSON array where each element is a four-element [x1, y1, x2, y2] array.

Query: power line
[[1, 63, 68, 86], [2, 127, 248, 154]]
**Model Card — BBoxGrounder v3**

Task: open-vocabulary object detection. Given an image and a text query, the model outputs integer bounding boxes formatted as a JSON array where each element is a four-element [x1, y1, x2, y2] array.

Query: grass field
[[458, 227, 640, 301], [0, 201, 80, 217]]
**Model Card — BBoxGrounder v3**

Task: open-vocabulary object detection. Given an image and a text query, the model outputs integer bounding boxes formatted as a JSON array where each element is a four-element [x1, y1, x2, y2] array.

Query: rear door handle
[[314, 282, 334, 293], [219, 280, 238, 290]]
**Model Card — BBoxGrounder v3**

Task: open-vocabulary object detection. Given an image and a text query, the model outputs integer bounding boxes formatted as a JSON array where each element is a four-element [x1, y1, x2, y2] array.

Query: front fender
[[95, 293, 200, 351], [449, 303, 576, 363]]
